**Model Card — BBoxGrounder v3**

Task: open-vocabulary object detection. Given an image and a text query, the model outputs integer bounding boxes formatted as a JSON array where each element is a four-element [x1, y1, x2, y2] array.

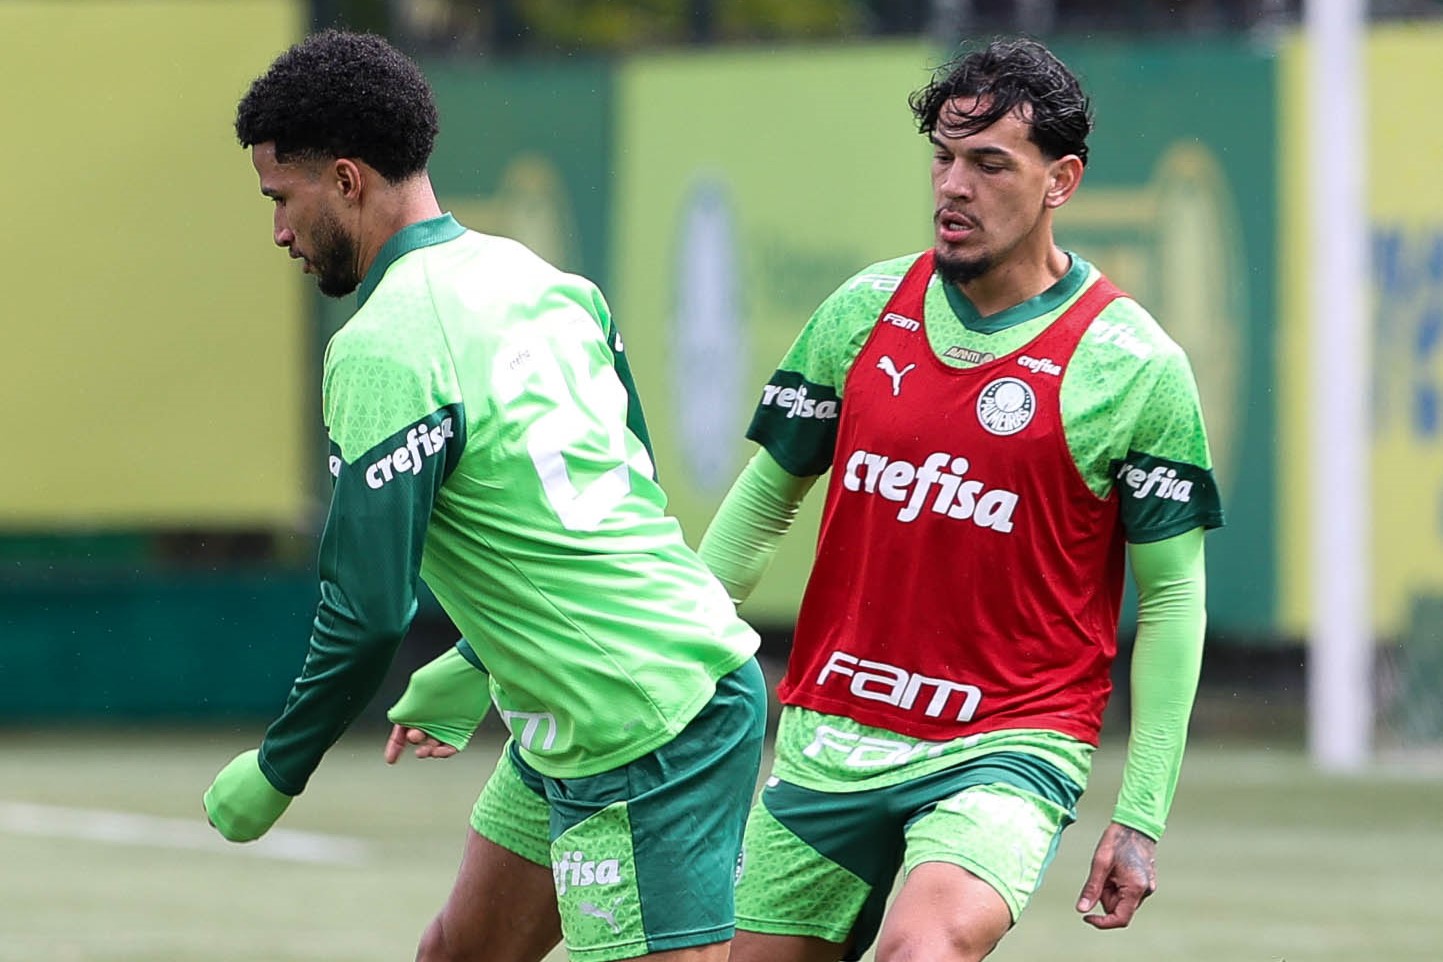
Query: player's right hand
[[384, 724, 460, 764], [384, 645, 492, 759], [203, 749, 293, 842]]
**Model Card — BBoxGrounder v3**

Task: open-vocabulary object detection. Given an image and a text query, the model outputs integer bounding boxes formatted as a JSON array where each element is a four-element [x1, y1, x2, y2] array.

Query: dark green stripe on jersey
[[745, 370, 842, 478], [607, 321, 657, 478], [1111, 450, 1224, 543]]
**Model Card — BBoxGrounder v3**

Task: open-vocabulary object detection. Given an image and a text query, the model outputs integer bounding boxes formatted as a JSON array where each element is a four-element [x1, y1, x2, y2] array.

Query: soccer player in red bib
[[699, 38, 1224, 962]]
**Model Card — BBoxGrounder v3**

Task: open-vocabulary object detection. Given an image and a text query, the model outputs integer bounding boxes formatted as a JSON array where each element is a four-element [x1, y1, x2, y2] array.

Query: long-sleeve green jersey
[[257, 215, 758, 792]]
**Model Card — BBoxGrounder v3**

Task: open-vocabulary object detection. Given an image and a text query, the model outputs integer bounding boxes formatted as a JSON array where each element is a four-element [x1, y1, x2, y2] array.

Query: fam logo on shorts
[[976, 377, 1035, 436], [553, 850, 623, 896]]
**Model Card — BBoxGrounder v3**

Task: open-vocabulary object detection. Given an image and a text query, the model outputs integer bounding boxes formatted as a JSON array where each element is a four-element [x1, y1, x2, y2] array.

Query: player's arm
[[1076, 528, 1205, 928], [204, 351, 464, 842], [697, 271, 880, 596], [1113, 528, 1207, 839], [1076, 329, 1223, 925], [698, 449, 817, 604]]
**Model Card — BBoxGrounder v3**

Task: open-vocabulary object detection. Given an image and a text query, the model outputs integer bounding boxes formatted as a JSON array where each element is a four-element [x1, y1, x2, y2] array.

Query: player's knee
[[875, 922, 1001, 962]]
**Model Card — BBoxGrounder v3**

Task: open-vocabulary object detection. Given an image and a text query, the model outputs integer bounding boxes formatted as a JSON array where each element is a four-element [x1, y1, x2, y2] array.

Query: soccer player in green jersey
[[696, 39, 1225, 962], [201, 30, 767, 962]]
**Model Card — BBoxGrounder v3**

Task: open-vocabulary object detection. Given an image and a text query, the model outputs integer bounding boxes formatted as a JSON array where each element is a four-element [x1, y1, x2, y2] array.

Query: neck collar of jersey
[[357, 213, 466, 308], [942, 252, 1091, 333]]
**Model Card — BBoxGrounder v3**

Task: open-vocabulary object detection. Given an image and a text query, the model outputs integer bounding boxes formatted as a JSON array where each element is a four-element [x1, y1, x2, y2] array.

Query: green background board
[[612, 39, 1277, 633], [0, 573, 316, 719], [1049, 38, 1278, 636], [611, 42, 938, 627]]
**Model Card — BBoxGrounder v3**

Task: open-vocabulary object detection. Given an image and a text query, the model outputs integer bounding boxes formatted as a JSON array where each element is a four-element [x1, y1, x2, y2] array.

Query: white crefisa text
[[363, 417, 454, 489], [553, 850, 624, 896], [841, 449, 1019, 530], [760, 382, 840, 421], [1115, 461, 1194, 502]]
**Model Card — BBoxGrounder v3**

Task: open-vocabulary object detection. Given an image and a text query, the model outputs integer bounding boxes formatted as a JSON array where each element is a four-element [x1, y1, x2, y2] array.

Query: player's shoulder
[[808, 250, 927, 324], [1082, 265, 1189, 369], [824, 251, 926, 301]]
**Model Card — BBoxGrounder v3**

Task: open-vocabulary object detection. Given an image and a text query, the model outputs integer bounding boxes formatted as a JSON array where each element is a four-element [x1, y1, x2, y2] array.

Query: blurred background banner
[[1281, 23, 1443, 641], [0, 0, 1435, 747], [1277, 22, 1443, 740], [1052, 38, 1278, 637], [611, 42, 934, 624], [9, 4, 1443, 959], [0, 0, 309, 529]]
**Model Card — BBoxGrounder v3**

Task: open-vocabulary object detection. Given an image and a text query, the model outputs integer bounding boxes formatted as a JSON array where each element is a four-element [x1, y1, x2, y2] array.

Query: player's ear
[[1044, 154, 1084, 209], [333, 158, 363, 203]]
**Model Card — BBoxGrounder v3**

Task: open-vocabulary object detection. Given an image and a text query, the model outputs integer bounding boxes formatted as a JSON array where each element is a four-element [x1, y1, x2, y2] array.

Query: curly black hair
[[235, 29, 438, 182], [909, 38, 1092, 166]]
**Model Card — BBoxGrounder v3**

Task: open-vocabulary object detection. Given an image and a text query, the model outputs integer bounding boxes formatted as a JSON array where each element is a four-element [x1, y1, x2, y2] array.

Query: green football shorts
[[471, 658, 767, 962], [733, 750, 1082, 959]]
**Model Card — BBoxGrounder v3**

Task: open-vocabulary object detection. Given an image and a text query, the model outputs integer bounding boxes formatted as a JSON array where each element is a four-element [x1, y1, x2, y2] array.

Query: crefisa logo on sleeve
[[760, 382, 839, 421], [364, 418, 454, 489]]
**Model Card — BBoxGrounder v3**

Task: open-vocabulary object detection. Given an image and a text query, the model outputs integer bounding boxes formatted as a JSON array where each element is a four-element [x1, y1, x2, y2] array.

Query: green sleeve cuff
[[204, 749, 294, 842], [387, 643, 492, 750]]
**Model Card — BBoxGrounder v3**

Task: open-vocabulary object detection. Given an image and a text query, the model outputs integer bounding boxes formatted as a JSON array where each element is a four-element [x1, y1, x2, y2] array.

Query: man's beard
[[310, 207, 361, 298], [935, 249, 993, 286]]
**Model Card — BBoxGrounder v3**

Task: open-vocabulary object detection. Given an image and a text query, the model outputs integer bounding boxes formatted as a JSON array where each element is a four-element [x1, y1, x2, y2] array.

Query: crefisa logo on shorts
[[553, 850, 623, 895]]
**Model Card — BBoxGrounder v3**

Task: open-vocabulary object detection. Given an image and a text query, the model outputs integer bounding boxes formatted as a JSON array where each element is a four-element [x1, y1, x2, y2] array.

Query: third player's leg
[[417, 828, 561, 962]]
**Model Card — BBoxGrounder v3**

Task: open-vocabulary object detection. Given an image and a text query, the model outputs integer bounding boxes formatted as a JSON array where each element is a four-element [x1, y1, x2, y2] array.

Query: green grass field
[[2, 726, 1440, 962]]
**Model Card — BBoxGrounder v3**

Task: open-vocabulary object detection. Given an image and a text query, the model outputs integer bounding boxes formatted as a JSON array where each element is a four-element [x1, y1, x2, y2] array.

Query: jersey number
[[493, 318, 650, 531]]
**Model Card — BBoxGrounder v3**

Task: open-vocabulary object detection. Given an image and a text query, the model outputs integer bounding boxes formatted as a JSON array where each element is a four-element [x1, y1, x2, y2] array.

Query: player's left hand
[[203, 749, 293, 842], [1075, 821, 1157, 929]]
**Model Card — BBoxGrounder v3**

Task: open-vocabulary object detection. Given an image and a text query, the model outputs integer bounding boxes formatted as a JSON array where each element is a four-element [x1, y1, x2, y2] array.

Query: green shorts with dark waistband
[[471, 658, 767, 962]]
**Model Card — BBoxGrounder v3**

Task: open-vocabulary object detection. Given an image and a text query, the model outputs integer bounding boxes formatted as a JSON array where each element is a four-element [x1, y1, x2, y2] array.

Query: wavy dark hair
[[909, 38, 1092, 166], [235, 29, 438, 181]]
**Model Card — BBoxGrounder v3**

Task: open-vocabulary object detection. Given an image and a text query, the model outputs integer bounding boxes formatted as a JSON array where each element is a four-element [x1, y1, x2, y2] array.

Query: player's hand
[[384, 724, 461, 764], [1075, 821, 1157, 929], [203, 749, 293, 842], [385, 646, 492, 756]]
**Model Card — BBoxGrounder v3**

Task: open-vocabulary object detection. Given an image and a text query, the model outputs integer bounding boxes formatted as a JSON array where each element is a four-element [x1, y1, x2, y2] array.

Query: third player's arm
[[697, 448, 817, 605]]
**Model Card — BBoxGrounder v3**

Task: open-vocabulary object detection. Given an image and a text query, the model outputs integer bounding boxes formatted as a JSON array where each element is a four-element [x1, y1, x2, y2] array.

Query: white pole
[[1306, 0, 1371, 771]]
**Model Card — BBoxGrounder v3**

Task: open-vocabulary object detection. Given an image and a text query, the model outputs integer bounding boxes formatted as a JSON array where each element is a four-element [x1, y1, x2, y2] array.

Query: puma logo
[[877, 355, 916, 396], [580, 896, 625, 934]]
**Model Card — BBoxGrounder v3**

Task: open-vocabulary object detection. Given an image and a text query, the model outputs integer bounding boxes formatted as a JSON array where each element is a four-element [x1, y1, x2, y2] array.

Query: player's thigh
[[545, 658, 767, 962], [422, 742, 559, 962], [876, 862, 1010, 962], [471, 738, 552, 866], [879, 782, 1075, 961], [423, 830, 560, 962]]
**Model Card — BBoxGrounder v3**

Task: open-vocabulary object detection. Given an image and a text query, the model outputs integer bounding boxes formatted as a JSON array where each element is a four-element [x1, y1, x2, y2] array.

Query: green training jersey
[[752, 252, 1223, 542], [257, 214, 757, 791]]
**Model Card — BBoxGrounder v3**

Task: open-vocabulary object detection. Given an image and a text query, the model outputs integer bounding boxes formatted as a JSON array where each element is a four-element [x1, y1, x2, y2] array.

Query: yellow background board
[[1279, 24, 1443, 635], [0, 0, 306, 527]]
